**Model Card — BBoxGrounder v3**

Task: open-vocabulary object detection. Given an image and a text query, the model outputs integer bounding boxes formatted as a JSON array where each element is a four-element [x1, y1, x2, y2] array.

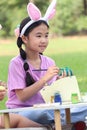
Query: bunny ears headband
[[15, 0, 56, 37]]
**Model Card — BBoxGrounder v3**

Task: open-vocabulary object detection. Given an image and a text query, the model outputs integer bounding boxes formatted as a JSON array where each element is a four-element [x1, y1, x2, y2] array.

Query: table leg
[[3, 113, 10, 128], [65, 108, 71, 124], [54, 110, 62, 130]]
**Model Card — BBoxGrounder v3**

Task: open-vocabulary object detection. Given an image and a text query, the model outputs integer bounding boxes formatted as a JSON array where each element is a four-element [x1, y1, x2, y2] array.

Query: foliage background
[[0, 0, 87, 37]]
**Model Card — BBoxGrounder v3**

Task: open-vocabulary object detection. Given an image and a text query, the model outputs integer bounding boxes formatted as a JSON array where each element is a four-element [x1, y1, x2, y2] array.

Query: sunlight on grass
[[45, 37, 87, 55], [0, 38, 18, 56]]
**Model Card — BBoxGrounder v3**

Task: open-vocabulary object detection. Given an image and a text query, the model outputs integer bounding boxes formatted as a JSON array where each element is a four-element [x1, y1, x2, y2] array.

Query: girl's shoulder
[[40, 55, 55, 64], [10, 55, 23, 65]]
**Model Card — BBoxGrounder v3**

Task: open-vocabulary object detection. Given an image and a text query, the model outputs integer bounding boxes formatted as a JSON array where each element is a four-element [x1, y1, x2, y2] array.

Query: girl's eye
[[36, 35, 41, 37], [36, 34, 49, 38], [45, 34, 48, 38]]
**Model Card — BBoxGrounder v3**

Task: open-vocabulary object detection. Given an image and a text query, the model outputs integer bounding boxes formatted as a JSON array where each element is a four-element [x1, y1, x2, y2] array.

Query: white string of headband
[[14, 0, 57, 37]]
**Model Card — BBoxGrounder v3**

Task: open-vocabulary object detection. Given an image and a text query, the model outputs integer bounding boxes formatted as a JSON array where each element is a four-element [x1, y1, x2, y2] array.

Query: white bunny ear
[[44, 0, 56, 20], [27, 2, 41, 20], [48, 9, 56, 20]]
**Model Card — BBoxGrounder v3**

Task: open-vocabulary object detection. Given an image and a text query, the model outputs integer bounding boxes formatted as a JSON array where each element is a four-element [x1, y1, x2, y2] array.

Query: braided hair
[[17, 17, 49, 86]]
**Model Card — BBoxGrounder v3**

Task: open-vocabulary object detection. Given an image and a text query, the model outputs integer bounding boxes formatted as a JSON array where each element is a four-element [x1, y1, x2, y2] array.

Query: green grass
[[0, 36, 87, 109]]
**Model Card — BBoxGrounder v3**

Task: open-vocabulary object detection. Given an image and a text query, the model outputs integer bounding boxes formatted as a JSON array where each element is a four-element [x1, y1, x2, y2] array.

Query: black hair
[[17, 17, 49, 86]]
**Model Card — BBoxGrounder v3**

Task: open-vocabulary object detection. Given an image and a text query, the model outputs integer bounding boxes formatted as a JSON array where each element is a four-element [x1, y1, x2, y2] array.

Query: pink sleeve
[[7, 59, 26, 91]]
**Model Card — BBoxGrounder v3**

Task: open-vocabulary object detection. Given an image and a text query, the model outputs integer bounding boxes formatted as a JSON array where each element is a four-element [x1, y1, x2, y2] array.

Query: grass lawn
[[0, 36, 87, 109]]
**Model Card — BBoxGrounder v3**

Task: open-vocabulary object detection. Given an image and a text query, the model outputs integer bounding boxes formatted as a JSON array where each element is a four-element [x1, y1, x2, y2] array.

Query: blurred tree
[[50, 0, 87, 35], [0, 0, 12, 36], [0, 0, 87, 36], [0, 0, 48, 36], [83, 0, 87, 15]]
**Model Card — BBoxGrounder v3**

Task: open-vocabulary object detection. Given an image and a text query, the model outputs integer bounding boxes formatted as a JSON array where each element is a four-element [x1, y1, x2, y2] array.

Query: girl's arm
[[0, 81, 7, 101], [15, 65, 59, 102]]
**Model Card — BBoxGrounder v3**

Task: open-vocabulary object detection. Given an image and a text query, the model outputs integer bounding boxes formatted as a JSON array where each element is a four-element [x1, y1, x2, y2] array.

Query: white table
[[0, 102, 87, 130]]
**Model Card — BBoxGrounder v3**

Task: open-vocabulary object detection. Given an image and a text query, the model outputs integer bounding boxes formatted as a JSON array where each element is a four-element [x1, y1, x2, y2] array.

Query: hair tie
[[14, 24, 20, 37], [24, 60, 29, 71]]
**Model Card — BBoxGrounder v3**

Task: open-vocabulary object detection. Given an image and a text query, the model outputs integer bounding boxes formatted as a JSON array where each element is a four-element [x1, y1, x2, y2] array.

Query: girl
[[6, 0, 59, 125]]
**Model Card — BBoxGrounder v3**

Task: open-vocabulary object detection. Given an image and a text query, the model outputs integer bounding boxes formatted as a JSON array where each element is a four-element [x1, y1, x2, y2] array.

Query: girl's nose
[[41, 37, 47, 43]]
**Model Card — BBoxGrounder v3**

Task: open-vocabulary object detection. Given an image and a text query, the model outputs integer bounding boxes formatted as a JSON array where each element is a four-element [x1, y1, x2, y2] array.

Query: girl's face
[[24, 23, 49, 53]]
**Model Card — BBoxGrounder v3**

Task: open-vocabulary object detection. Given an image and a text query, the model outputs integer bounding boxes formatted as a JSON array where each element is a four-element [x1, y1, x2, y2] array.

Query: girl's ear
[[21, 35, 28, 44]]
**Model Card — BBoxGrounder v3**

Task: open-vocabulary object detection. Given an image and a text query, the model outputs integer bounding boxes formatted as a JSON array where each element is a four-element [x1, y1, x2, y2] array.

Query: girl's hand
[[43, 66, 59, 82], [0, 89, 6, 101], [0, 81, 7, 100]]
